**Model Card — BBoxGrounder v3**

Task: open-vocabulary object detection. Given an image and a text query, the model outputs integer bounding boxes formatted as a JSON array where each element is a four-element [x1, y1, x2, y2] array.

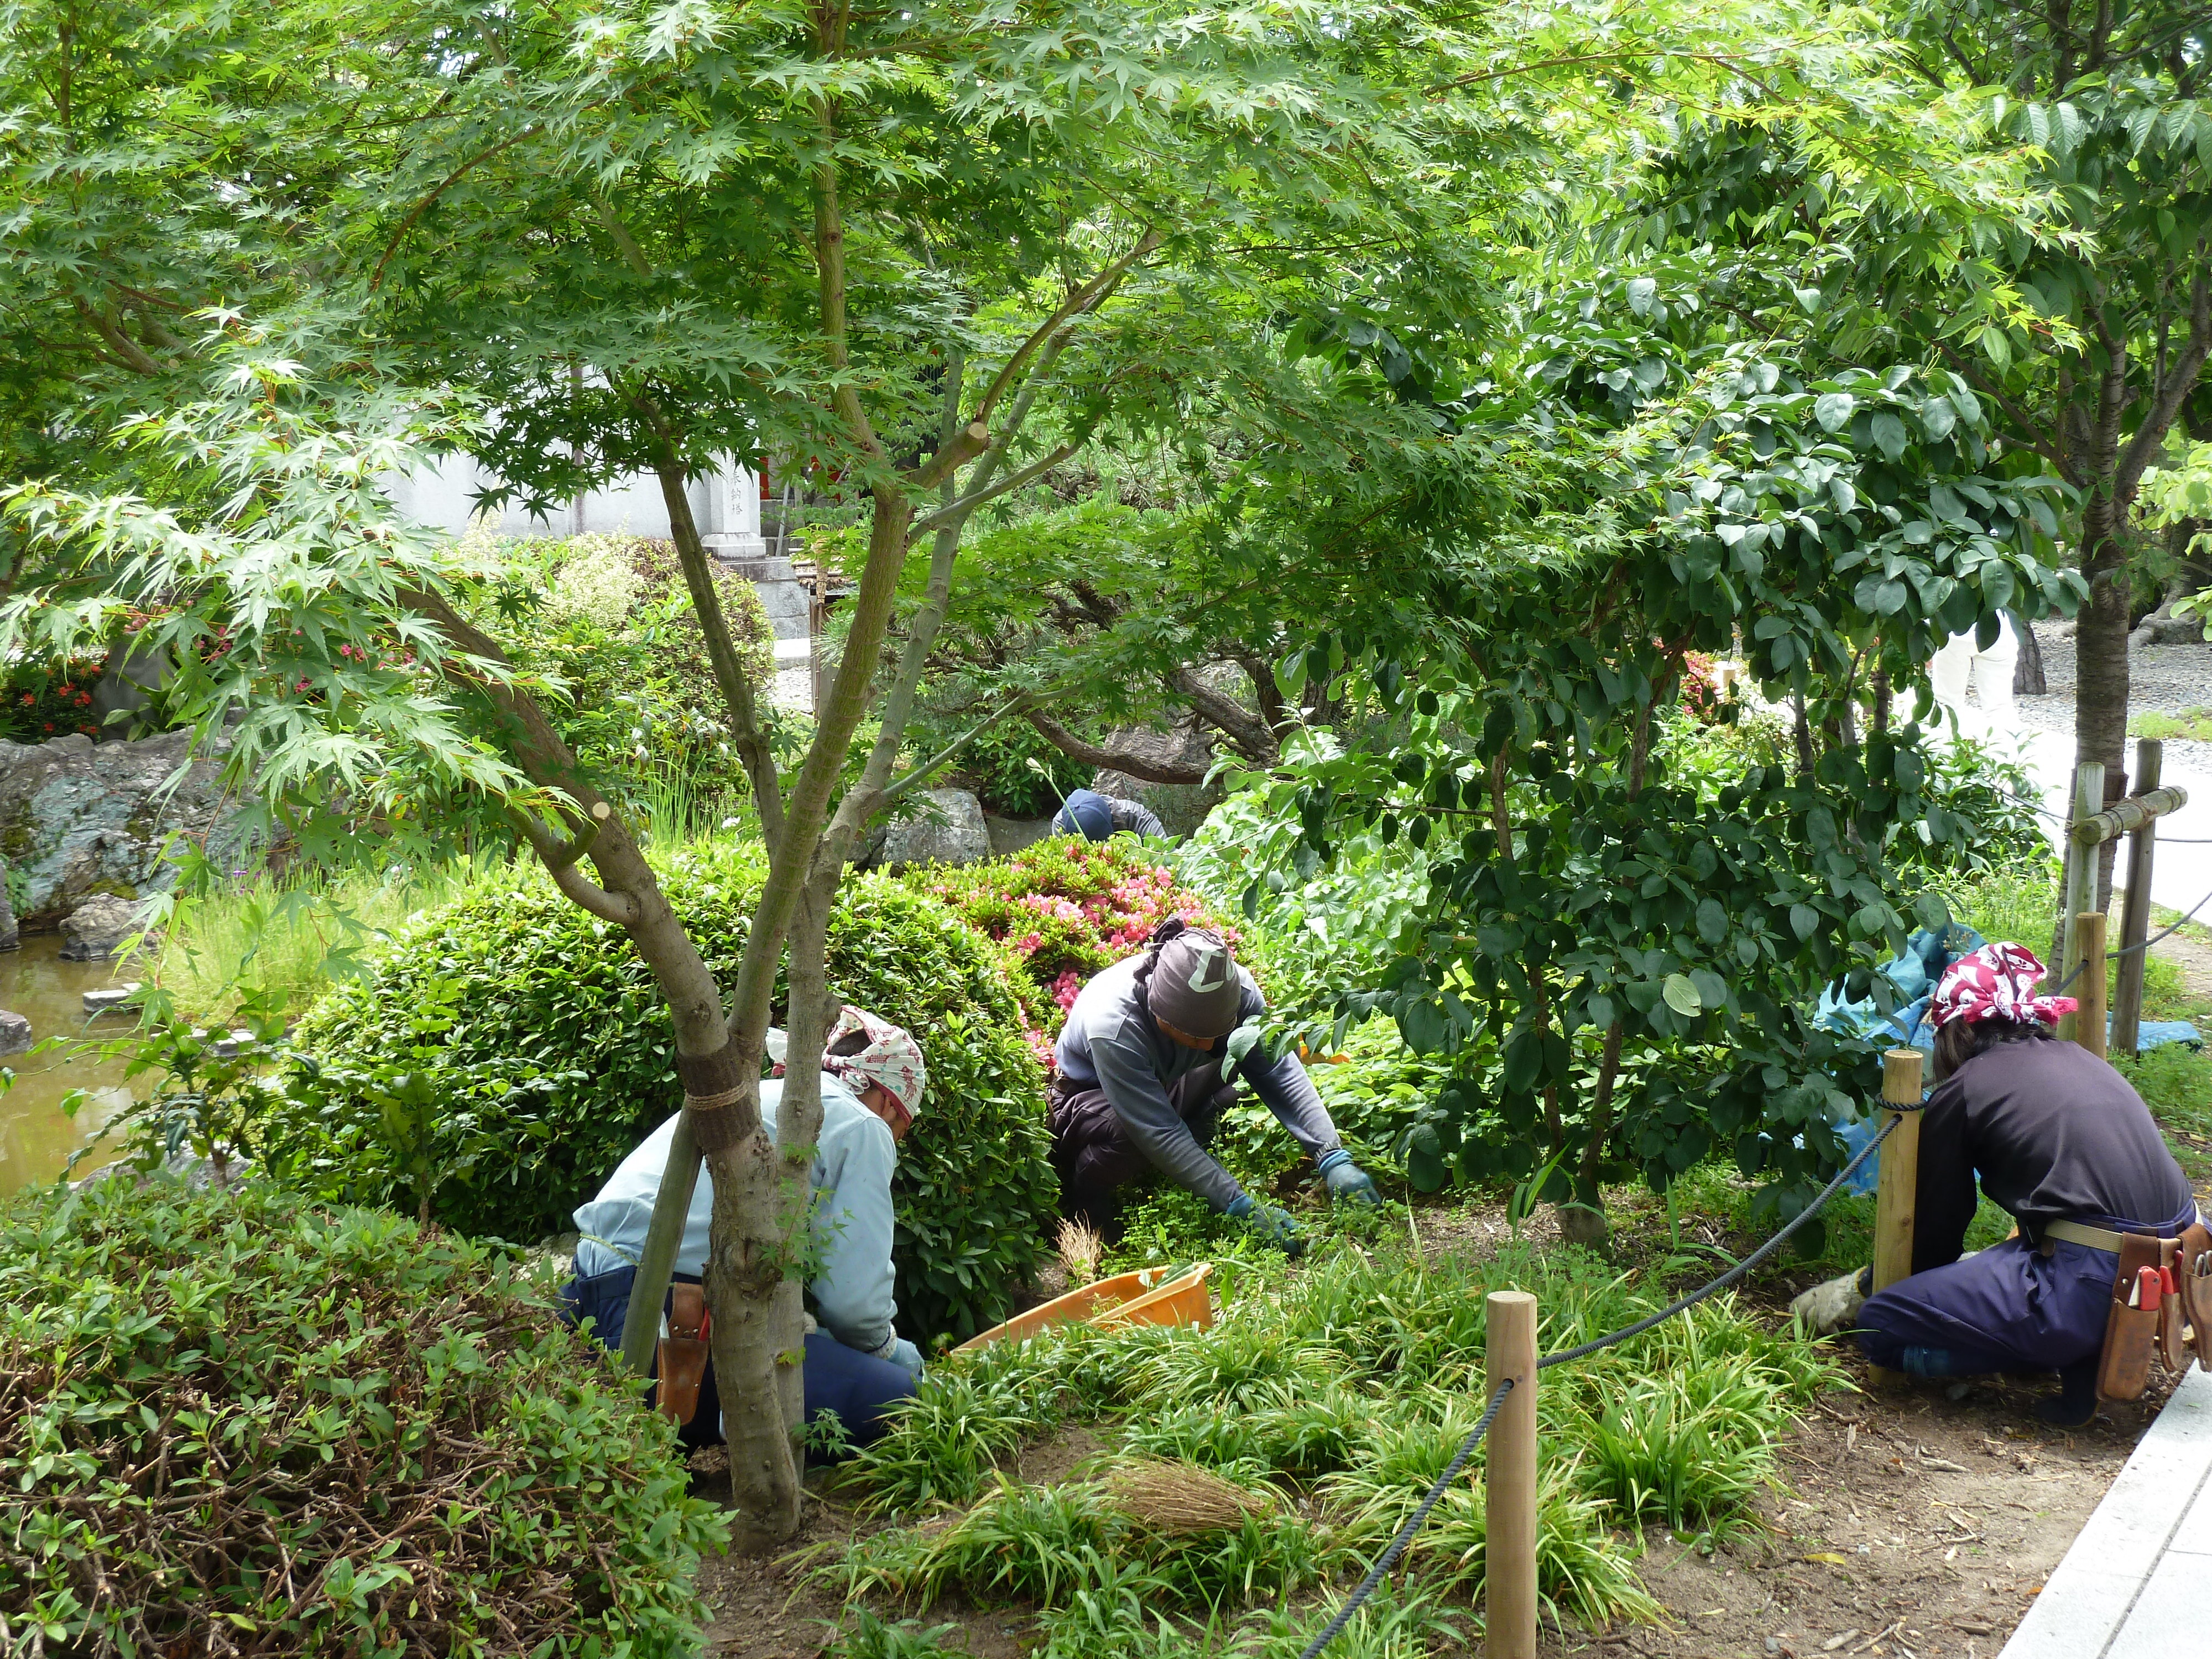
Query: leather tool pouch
[[656, 1282, 712, 1428], [2158, 1240, 2189, 1374], [2098, 1233, 2164, 1402], [2181, 1222, 2212, 1371]]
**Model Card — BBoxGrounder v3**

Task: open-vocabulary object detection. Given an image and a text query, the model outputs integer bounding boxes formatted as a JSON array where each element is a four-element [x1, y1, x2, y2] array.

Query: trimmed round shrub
[[0, 1178, 722, 1655], [275, 841, 1056, 1342]]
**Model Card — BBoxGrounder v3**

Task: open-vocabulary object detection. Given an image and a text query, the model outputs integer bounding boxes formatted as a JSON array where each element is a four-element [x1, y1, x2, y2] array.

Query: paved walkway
[[1997, 1365, 2212, 1659], [1947, 708, 2212, 916]]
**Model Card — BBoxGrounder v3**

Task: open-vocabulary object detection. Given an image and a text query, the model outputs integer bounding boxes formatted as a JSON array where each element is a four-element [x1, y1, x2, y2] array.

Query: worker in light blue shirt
[[561, 1006, 927, 1454]]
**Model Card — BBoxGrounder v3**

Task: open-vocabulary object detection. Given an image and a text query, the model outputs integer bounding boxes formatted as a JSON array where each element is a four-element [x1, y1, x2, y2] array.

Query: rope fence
[[1310, 750, 2206, 1653], [1301, 1112, 1906, 1656]]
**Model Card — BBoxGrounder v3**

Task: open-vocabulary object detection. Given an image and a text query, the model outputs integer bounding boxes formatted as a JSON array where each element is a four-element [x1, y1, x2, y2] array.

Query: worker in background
[[1055, 785, 1166, 842], [1927, 612, 2020, 726], [1051, 917, 1380, 1250], [1793, 943, 2201, 1426], [561, 1006, 927, 1453]]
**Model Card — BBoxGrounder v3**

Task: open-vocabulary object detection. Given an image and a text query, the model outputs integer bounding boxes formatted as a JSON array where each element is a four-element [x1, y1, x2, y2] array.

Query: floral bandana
[[1928, 942, 2078, 1030], [820, 1005, 927, 1126]]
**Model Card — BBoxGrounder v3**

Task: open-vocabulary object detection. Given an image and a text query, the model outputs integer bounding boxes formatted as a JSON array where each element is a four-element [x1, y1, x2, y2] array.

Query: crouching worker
[[1051, 917, 1380, 1253], [1793, 943, 2207, 1426], [562, 1006, 928, 1454], [1054, 786, 1165, 842]]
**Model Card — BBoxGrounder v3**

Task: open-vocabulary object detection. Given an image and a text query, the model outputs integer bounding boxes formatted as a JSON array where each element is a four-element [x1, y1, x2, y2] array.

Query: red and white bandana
[[1928, 942, 2077, 1030], [821, 1005, 927, 1125]]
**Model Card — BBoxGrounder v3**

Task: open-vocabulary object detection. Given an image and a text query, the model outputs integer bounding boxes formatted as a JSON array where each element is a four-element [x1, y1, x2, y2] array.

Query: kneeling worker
[[1794, 943, 2206, 1425], [1052, 917, 1380, 1249], [1054, 786, 1165, 842], [563, 1006, 927, 1452]]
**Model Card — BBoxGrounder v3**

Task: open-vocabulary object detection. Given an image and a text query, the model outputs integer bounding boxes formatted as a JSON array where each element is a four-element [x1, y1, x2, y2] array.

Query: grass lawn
[[2129, 708, 2212, 744]]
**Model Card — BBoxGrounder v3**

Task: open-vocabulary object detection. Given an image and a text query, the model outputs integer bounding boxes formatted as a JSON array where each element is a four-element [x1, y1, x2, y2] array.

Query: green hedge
[[0, 1178, 721, 1655], [275, 841, 1057, 1342]]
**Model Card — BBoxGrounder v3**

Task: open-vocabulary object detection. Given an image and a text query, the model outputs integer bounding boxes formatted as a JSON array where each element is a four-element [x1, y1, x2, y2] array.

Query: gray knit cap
[[1150, 925, 1243, 1040]]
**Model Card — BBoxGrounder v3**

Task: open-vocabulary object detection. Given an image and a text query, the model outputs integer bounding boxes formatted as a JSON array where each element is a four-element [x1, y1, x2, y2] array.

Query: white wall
[[386, 452, 766, 555]]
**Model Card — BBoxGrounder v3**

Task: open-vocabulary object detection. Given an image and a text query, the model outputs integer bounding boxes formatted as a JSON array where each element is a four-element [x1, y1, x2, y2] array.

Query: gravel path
[[2016, 620, 2212, 776]]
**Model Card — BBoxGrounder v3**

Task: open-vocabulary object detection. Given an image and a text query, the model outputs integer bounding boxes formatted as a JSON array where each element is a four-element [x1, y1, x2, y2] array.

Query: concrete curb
[[1998, 1365, 2212, 1659]]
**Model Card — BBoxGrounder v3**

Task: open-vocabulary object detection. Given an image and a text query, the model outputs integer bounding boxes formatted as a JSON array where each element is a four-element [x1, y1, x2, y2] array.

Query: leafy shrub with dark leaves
[[0, 1178, 722, 1656], [276, 841, 1056, 1341]]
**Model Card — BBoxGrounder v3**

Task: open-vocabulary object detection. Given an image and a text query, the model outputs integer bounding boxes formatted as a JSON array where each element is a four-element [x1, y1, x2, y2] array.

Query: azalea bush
[[1, 650, 105, 743], [910, 837, 1232, 1055]]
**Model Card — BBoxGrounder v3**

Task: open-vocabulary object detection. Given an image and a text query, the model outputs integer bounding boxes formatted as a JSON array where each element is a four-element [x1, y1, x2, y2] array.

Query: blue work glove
[[1225, 1192, 1307, 1257], [1317, 1149, 1382, 1207], [886, 1337, 925, 1378]]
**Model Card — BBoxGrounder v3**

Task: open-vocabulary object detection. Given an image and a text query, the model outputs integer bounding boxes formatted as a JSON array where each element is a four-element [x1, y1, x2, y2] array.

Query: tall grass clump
[[837, 1231, 1839, 1642], [145, 857, 488, 1021]]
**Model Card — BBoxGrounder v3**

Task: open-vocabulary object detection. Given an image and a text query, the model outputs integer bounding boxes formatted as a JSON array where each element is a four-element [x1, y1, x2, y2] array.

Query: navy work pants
[[560, 1265, 917, 1455], [1856, 1234, 2116, 1377]]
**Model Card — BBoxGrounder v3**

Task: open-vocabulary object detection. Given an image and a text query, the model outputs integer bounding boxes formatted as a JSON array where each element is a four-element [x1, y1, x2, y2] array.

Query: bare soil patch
[[1546, 1353, 2168, 1659]]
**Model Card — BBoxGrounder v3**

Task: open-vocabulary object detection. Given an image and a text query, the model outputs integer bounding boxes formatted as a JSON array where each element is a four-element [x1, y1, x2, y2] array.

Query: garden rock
[[83, 982, 143, 1015], [2129, 606, 2205, 650], [985, 813, 1056, 857], [62, 895, 161, 962], [0, 727, 261, 926], [878, 787, 990, 868], [0, 1010, 29, 1055], [0, 857, 16, 950]]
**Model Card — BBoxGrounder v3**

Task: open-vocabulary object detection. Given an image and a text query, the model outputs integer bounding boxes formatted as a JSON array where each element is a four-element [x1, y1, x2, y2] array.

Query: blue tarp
[[1809, 925, 2201, 1194]]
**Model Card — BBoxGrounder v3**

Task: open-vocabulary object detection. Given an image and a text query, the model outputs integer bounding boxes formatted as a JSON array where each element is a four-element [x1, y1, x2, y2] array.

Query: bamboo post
[[1867, 1048, 1924, 1387], [1485, 1291, 1538, 1659], [2074, 910, 2109, 1060], [2112, 739, 2161, 1056], [2054, 761, 2104, 1044]]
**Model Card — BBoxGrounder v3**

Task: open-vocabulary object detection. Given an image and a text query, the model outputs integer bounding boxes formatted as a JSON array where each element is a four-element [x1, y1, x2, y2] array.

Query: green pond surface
[[1, 936, 138, 1193]]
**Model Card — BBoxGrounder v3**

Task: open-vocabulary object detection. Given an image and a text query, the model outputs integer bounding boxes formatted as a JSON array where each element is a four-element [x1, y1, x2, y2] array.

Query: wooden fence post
[[2112, 738, 2161, 1057], [2055, 760, 2104, 1045], [2074, 911, 2109, 1060], [1867, 1048, 1924, 1388], [1485, 1291, 1538, 1659]]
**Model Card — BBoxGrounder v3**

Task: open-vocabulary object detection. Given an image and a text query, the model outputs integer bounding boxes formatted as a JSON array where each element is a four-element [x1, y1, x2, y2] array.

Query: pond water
[[0, 936, 138, 1193]]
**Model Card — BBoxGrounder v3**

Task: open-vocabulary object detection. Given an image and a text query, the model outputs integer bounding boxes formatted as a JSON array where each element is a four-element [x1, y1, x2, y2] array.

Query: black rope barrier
[[1540, 1110, 1900, 1368], [2048, 879, 2212, 997], [1300, 1109, 1907, 1653], [1294, 1378, 1516, 1659]]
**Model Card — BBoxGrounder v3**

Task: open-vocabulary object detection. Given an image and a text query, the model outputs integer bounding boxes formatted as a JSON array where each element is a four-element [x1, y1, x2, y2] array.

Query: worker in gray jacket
[[1054, 786, 1165, 842], [1050, 918, 1380, 1249]]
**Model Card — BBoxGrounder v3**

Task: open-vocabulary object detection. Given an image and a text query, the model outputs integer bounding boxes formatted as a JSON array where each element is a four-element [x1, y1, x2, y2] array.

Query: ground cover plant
[[823, 1227, 1841, 1651], [911, 839, 1230, 1053], [0, 1178, 723, 1655], [276, 839, 1055, 1341], [142, 857, 488, 1022]]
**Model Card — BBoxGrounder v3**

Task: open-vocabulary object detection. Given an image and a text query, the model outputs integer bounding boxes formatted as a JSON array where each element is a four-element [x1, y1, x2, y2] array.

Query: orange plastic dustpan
[[953, 1261, 1214, 1354]]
